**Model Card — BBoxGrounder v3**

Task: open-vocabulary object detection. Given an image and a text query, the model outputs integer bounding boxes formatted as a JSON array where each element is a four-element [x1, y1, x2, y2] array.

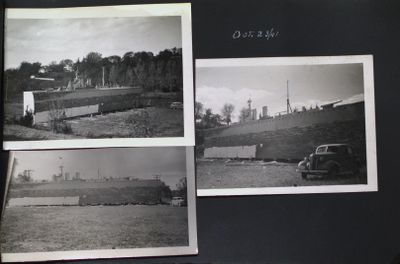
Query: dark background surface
[[1, 0, 400, 263]]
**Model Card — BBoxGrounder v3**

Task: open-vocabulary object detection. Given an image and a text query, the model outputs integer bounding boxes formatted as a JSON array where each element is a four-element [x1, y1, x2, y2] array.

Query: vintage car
[[171, 196, 185, 206], [297, 144, 361, 179], [170, 102, 184, 110]]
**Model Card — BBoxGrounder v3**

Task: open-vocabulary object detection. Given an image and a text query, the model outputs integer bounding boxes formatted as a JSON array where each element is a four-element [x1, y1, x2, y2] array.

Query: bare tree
[[202, 108, 223, 128], [175, 177, 187, 206], [16, 170, 33, 183], [195, 101, 204, 120], [221, 103, 235, 125]]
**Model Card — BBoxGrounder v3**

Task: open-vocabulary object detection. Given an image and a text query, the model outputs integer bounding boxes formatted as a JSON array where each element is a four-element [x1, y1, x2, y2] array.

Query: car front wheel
[[328, 165, 339, 178]]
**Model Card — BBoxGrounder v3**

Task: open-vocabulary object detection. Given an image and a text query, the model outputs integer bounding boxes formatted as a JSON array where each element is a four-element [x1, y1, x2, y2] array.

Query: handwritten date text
[[232, 28, 279, 40]]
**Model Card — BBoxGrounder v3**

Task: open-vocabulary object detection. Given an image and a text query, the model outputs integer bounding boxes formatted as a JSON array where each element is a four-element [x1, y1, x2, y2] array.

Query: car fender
[[298, 159, 307, 169]]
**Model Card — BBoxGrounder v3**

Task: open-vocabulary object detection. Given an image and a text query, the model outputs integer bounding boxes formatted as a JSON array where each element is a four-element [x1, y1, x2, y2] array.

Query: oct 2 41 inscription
[[232, 28, 279, 40]]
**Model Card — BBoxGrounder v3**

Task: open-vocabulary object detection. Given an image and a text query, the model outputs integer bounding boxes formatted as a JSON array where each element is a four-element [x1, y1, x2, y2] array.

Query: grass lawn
[[3, 106, 183, 140], [196, 159, 368, 189], [1, 205, 188, 253], [66, 107, 183, 138]]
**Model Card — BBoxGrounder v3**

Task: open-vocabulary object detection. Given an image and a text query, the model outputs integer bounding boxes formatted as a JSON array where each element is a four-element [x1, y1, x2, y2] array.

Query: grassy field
[[3, 106, 183, 140], [66, 107, 183, 138], [0, 205, 188, 253], [4, 102, 23, 123], [3, 124, 84, 141], [197, 159, 367, 189]]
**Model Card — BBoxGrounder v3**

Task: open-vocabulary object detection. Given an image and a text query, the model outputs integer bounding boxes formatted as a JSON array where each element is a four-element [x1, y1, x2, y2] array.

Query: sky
[[196, 63, 364, 121], [12, 147, 187, 190], [5, 16, 182, 69]]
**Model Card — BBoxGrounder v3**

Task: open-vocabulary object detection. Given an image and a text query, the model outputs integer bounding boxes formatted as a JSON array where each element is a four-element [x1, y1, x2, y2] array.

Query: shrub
[[19, 109, 34, 127], [50, 120, 73, 134], [47, 100, 73, 134], [195, 145, 205, 157]]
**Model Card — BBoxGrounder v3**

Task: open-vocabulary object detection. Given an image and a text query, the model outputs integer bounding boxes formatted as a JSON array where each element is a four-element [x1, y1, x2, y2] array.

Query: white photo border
[[196, 55, 378, 196], [1, 153, 15, 215], [1, 147, 197, 262], [3, 3, 195, 150]]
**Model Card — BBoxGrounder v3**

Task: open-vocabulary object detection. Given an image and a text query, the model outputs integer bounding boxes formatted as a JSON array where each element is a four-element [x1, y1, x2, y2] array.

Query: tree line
[[4, 48, 183, 102], [195, 101, 256, 129], [195, 101, 234, 154], [195, 100, 258, 156]]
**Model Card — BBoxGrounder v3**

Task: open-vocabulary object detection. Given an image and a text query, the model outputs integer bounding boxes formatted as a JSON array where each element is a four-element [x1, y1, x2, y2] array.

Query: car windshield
[[316, 146, 327, 153], [316, 145, 347, 154], [326, 146, 339, 153]]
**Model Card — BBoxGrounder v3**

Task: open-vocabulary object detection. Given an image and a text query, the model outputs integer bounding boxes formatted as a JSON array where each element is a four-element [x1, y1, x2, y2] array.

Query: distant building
[[74, 172, 81, 180], [262, 106, 269, 117], [38, 67, 48, 74]]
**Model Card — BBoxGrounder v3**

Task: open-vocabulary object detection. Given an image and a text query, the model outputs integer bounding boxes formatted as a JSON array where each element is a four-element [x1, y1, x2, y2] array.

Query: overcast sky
[[196, 63, 364, 121], [5, 16, 181, 69], [12, 147, 187, 190]]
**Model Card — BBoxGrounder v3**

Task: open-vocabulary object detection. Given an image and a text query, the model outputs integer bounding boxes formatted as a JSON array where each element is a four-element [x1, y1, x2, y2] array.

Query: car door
[[337, 146, 352, 172]]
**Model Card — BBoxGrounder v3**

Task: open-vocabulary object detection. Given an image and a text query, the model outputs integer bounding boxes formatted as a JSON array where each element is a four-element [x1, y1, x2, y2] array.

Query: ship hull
[[203, 102, 366, 161], [23, 88, 182, 124]]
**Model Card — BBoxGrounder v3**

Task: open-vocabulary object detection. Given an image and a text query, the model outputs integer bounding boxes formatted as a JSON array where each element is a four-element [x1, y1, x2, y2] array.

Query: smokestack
[[251, 109, 257, 120], [262, 106, 268, 117]]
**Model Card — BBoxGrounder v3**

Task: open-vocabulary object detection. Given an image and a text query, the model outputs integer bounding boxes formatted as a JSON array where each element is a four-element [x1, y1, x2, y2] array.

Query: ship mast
[[60, 165, 64, 180], [286, 80, 292, 114], [59, 156, 64, 181]]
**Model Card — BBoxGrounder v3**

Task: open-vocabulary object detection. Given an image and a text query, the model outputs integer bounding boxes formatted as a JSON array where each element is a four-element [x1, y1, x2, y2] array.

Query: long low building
[[204, 145, 257, 159], [8, 197, 79, 207]]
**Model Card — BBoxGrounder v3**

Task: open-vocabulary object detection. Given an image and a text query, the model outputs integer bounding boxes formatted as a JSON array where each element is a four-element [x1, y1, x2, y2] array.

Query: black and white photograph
[[0, 147, 197, 262], [2, 4, 194, 150], [195, 56, 377, 196]]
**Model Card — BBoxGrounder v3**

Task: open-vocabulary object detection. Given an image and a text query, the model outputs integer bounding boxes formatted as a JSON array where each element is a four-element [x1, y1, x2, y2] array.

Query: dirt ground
[[196, 159, 368, 189], [0, 205, 188, 253]]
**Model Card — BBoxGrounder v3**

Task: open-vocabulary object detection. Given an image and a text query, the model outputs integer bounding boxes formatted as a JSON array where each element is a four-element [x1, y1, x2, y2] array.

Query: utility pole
[[5, 74, 8, 102], [102, 66, 105, 87], [58, 156, 64, 181]]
